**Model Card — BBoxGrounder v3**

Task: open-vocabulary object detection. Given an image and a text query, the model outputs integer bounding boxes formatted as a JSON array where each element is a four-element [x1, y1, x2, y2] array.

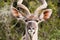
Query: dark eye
[[35, 20, 39, 22], [25, 20, 28, 22]]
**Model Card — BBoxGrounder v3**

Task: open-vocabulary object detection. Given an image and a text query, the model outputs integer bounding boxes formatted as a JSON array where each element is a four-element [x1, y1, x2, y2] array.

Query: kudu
[[11, 0, 52, 40]]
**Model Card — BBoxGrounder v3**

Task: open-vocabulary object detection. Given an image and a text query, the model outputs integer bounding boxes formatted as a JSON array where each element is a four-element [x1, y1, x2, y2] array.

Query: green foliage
[[0, 0, 5, 8], [0, 0, 11, 8], [0, 0, 60, 40]]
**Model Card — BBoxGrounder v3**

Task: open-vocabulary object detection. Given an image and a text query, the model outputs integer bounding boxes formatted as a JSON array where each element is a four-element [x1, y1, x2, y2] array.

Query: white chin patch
[[28, 30, 35, 37]]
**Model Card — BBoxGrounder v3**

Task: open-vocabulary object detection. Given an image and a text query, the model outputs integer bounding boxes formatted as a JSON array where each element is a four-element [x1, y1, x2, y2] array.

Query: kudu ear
[[11, 7, 24, 20], [39, 9, 52, 21]]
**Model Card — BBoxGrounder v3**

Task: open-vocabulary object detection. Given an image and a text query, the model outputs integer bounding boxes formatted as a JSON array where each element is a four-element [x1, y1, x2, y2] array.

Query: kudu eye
[[35, 20, 39, 22], [25, 19, 28, 22]]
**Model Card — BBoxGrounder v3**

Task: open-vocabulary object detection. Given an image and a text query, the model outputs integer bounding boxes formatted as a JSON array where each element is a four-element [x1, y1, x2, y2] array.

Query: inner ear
[[38, 9, 52, 22], [44, 11, 49, 18], [11, 7, 20, 17], [43, 10, 51, 20]]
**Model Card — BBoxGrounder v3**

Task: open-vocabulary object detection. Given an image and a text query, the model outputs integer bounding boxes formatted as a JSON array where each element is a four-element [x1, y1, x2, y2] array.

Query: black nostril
[[28, 28, 31, 29], [32, 28, 34, 29]]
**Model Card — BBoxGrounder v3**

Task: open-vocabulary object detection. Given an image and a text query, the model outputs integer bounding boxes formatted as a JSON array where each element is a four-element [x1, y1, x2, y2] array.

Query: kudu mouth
[[27, 21, 37, 35]]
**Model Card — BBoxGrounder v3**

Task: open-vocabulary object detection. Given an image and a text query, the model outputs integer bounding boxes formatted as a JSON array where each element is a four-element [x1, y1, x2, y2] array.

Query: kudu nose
[[28, 22, 32, 25]]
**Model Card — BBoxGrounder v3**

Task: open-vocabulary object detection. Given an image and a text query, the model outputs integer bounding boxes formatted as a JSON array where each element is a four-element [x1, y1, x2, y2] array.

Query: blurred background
[[0, 0, 60, 40]]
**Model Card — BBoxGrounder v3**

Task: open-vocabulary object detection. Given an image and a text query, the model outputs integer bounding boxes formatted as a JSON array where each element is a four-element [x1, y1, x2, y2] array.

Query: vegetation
[[0, 0, 60, 40]]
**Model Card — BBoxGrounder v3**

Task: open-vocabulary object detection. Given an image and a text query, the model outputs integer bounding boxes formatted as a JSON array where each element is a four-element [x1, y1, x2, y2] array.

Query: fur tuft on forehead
[[27, 15, 38, 20]]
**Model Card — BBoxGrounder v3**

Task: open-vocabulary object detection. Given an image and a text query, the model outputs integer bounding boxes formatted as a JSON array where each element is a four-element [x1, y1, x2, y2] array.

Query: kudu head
[[11, 0, 52, 37]]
